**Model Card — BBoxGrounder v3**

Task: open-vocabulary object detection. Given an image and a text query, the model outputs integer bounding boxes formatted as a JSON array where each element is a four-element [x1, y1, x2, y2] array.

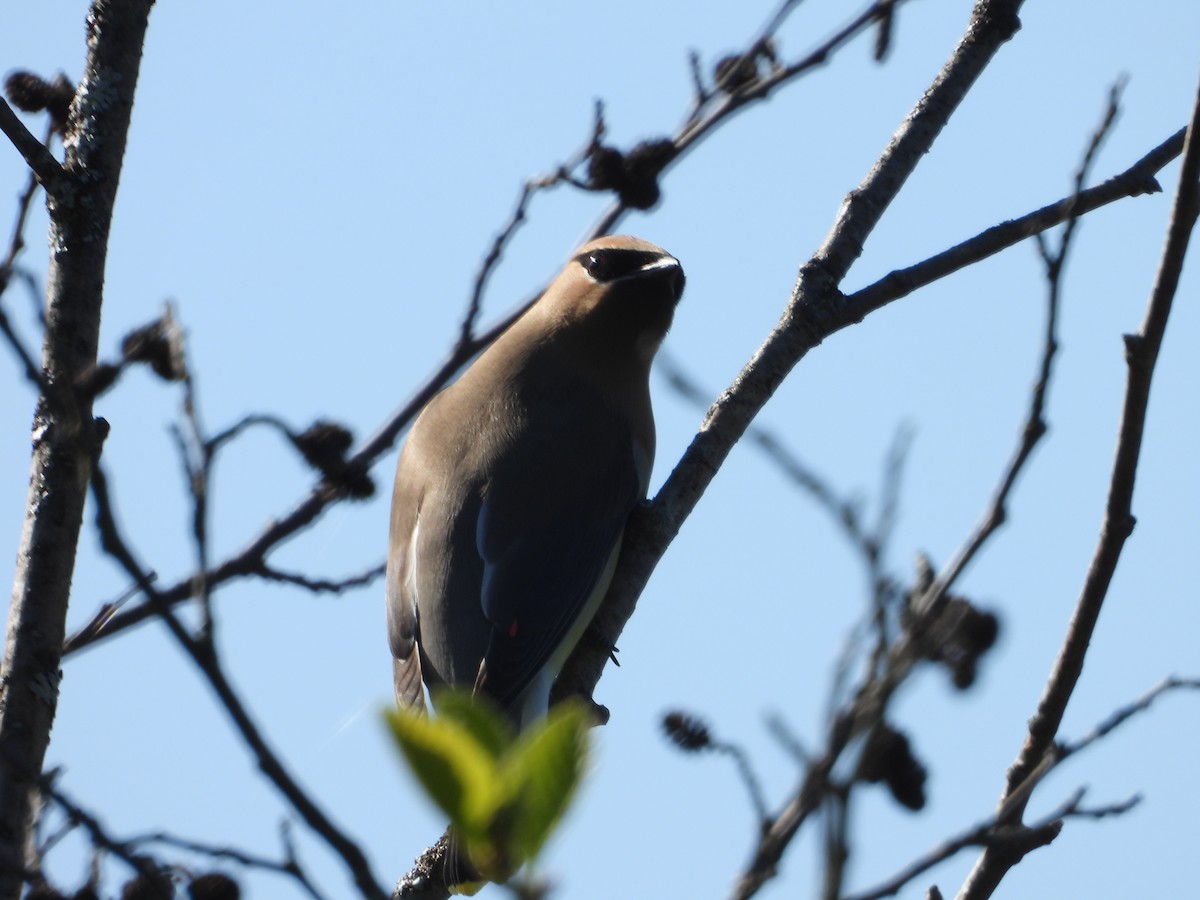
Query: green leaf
[[498, 700, 591, 863], [431, 688, 516, 760], [383, 707, 498, 841], [385, 697, 593, 884]]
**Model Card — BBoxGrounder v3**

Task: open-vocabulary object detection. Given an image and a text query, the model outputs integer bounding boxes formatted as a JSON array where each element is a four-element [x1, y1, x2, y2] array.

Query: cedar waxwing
[[386, 235, 685, 728]]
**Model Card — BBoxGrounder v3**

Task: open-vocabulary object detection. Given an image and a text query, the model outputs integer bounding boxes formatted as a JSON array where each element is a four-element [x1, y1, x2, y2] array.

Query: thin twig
[[820, 787, 850, 900], [656, 350, 874, 556], [88, 461, 388, 900], [0, 130, 48, 388], [716, 740, 770, 829], [0, 120, 51, 278], [864, 428, 912, 676], [764, 713, 809, 766], [64, 0, 867, 668], [698, 111, 1185, 900], [457, 101, 605, 349], [206, 412, 293, 453], [844, 787, 1140, 900], [256, 561, 386, 594], [844, 126, 1184, 321], [0, 97, 65, 190], [62, 1, 1174, 666], [911, 79, 1126, 631], [960, 68, 1200, 899], [1058, 675, 1200, 763], [128, 830, 328, 900], [42, 780, 173, 897]]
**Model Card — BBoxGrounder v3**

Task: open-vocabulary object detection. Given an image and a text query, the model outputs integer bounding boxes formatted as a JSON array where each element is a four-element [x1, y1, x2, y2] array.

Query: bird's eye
[[583, 250, 616, 281], [578, 248, 665, 282]]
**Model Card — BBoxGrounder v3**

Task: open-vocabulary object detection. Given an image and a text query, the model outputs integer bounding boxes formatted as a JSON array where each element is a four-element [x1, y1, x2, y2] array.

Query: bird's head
[[540, 235, 685, 365]]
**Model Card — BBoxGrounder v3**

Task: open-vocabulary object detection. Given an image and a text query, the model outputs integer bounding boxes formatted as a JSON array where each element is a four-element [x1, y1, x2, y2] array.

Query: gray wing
[[386, 436, 427, 711]]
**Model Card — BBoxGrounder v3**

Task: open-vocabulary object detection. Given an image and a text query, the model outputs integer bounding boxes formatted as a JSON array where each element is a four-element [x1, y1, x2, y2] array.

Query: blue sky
[[3, 2, 1199, 898]]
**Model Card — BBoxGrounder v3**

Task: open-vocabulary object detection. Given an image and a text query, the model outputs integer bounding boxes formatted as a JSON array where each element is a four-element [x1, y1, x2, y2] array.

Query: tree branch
[[127, 825, 329, 900], [38, 778, 172, 898], [0, 4, 154, 896], [61, 0, 900, 661], [554, 71, 1185, 739], [958, 62, 1200, 900], [0, 98, 64, 192], [845, 788, 1140, 900], [88, 461, 388, 900], [844, 125, 1184, 324], [850, 672, 1193, 900], [1057, 675, 1200, 762], [908, 78, 1127, 639], [556, 0, 1029, 773]]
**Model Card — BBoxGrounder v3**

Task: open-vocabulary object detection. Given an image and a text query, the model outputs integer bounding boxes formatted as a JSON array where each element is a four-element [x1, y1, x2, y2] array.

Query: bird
[[386, 235, 685, 729]]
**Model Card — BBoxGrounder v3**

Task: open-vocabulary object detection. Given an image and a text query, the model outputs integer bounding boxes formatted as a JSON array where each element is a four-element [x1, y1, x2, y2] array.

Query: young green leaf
[[384, 707, 498, 841], [430, 688, 515, 760], [499, 700, 592, 863]]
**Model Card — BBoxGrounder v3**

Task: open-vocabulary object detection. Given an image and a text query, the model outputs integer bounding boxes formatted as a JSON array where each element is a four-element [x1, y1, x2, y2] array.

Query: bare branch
[[40, 778, 172, 897], [88, 461, 388, 900], [662, 711, 771, 828], [0, 4, 155, 894], [656, 349, 875, 557], [63, 335, 470, 653], [206, 411, 293, 453], [256, 561, 386, 594], [457, 101, 605, 348], [59, 577, 154, 655], [845, 126, 1184, 321], [1058, 675, 1200, 762], [911, 78, 1126, 632], [0, 120, 52, 280], [821, 788, 851, 900], [558, 1, 1032, 836], [0, 98, 64, 191], [592, 0, 910, 240], [63, 0, 887, 667], [845, 787, 1140, 900], [128, 829, 329, 900], [959, 64, 1200, 900], [1062, 794, 1142, 821]]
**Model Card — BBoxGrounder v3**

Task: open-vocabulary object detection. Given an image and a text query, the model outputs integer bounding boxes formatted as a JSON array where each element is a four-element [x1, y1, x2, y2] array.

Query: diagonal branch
[[555, 105, 1185, 734], [0, 98, 65, 191], [65, 112, 1180, 660], [909, 78, 1127, 635], [127, 827, 329, 900], [845, 788, 1140, 900], [1057, 675, 1200, 762], [63, 0, 900, 659], [556, 0, 1029, 748], [844, 126, 1183, 323], [88, 462, 388, 900], [957, 63, 1200, 900], [38, 778, 174, 897], [852, 673, 1197, 900]]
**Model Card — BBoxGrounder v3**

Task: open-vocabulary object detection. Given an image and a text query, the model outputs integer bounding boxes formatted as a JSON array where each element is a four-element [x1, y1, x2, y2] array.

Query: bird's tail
[[440, 826, 483, 894]]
